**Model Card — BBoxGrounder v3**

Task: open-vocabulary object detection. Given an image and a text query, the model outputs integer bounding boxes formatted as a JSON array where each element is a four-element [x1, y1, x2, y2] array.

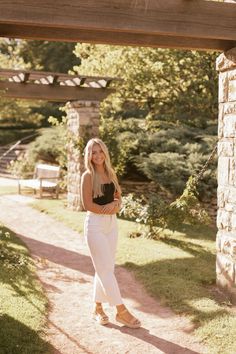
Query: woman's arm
[[81, 172, 117, 214], [114, 190, 122, 208], [101, 189, 121, 214]]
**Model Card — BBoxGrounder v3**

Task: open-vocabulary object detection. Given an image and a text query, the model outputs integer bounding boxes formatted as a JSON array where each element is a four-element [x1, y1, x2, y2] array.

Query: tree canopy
[[73, 44, 219, 128]]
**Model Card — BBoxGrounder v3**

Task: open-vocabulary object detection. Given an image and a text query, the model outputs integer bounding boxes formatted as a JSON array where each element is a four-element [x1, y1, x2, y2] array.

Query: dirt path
[[0, 194, 208, 354]]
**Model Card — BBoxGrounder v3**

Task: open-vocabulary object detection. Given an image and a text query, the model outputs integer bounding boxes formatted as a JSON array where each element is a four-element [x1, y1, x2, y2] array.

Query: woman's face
[[91, 143, 105, 167]]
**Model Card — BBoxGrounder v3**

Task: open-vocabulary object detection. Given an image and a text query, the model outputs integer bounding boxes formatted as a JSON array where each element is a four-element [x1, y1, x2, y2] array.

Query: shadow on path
[[106, 323, 201, 354], [18, 234, 94, 276]]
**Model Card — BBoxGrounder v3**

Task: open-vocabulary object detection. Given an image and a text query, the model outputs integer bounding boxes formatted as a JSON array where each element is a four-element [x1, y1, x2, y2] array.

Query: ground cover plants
[[0, 225, 52, 354]]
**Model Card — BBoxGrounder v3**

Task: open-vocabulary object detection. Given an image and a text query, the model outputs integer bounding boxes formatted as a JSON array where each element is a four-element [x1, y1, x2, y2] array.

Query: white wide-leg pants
[[84, 211, 123, 306]]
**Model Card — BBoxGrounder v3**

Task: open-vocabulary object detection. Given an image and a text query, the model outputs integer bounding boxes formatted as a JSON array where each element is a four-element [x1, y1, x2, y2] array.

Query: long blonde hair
[[84, 138, 121, 198]]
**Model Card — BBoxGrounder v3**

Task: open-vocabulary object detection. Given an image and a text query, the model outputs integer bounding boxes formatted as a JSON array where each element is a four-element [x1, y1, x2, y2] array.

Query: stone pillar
[[216, 48, 236, 303], [67, 100, 100, 210]]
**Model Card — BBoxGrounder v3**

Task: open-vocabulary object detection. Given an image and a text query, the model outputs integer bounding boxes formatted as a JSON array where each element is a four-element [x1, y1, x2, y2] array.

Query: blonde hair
[[84, 138, 121, 198]]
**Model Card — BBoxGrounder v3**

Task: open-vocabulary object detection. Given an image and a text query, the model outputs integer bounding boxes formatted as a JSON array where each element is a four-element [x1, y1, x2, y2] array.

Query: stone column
[[216, 48, 236, 303], [67, 100, 100, 210]]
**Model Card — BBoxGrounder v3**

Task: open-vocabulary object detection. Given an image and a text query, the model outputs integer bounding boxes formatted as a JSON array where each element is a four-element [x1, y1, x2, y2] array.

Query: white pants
[[84, 211, 123, 306]]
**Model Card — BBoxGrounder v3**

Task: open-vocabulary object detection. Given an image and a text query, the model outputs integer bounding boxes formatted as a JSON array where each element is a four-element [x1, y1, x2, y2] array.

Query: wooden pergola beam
[[0, 82, 115, 102], [1, 24, 235, 52], [0, 0, 236, 51]]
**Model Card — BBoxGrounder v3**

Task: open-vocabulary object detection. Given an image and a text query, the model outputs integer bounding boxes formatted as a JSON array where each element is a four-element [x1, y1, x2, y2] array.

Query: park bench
[[18, 163, 60, 198]]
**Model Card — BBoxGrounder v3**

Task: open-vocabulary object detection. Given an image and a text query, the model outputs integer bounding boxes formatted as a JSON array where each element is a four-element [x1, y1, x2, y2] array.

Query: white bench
[[18, 163, 60, 198]]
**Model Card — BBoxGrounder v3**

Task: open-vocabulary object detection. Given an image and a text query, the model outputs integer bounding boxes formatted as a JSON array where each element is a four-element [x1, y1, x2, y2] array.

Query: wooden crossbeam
[[0, 24, 235, 51], [0, 82, 115, 102], [0, 1, 236, 50], [51, 75, 58, 85], [0, 69, 119, 85]]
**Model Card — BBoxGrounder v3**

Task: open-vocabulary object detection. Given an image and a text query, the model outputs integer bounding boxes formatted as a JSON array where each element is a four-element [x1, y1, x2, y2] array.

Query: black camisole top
[[93, 182, 115, 205]]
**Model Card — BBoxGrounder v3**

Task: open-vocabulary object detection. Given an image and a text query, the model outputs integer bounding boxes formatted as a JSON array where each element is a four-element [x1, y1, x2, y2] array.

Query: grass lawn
[[0, 185, 18, 195], [30, 198, 236, 354], [0, 225, 53, 354]]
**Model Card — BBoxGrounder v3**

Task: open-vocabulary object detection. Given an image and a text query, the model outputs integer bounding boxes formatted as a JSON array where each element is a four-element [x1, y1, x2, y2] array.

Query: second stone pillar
[[67, 100, 100, 210]]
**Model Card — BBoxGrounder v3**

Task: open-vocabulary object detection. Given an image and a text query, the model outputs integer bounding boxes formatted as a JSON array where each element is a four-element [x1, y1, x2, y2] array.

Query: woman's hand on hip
[[102, 201, 119, 214]]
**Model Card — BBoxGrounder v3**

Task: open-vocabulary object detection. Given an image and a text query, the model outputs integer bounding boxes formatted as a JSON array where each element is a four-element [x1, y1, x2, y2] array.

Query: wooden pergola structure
[[0, 69, 117, 102], [1, 0, 236, 302], [0, 0, 236, 51]]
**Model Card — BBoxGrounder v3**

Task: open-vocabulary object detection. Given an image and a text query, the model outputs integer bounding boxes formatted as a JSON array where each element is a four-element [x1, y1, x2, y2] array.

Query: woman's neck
[[95, 165, 105, 174]]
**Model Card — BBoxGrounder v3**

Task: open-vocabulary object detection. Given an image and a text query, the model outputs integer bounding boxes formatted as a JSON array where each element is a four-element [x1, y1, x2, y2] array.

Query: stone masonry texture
[[67, 101, 100, 211], [216, 49, 236, 302]]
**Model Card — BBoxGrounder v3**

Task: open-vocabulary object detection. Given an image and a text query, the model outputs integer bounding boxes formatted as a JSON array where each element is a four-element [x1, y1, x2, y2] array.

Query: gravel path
[[0, 193, 208, 354]]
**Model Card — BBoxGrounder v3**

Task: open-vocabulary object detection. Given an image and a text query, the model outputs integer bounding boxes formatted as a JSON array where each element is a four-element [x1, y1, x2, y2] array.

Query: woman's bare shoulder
[[81, 170, 92, 183]]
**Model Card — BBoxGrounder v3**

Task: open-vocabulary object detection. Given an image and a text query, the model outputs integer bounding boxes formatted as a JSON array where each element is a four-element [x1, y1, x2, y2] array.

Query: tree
[[0, 39, 80, 129], [19, 40, 80, 73], [73, 44, 219, 128], [73, 44, 218, 199], [0, 39, 44, 129], [18, 40, 81, 125]]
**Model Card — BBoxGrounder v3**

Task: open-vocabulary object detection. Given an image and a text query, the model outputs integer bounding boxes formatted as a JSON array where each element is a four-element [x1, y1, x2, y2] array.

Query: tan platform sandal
[[93, 305, 109, 325], [116, 308, 141, 329]]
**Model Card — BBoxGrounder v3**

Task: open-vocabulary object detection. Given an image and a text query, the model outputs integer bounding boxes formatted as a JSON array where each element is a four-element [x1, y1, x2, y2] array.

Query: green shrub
[[120, 193, 169, 238], [100, 117, 140, 177], [0, 129, 36, 146], [9, 126, 67, 188], [100, 117, 217, 199], [135, 152, 189, 195], [120, 180, 210, 239]]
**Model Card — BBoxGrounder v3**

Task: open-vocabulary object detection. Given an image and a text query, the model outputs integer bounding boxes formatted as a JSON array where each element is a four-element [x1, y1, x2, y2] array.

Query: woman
[[81, 137, 141, 328]]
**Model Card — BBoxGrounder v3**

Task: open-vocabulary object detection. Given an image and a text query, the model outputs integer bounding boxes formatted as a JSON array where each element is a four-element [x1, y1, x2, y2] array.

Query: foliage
[[9, 125, 67, 188], [74, 44, 219, 128], [120, 193, 167, 238], [1, 40, 220, 204], [135, 152, 188, 195], [0, 228, 28, 269], [8, 151, 36, 178], [0, 128, 36, 146], [74, 44, 218, 199], [0, 39, 45, 128], [120, 183, 210, 239], [18, 40, 82, 125], [168, 176, 211, 227], [0, 97, 44, 128], [100, 115, 217, 198], [134, 132, 217, 198], [0, 39, 80, 129], [99, 116, 140, 177], [19, 40, 80, 73], [0, 224, 51, 354]]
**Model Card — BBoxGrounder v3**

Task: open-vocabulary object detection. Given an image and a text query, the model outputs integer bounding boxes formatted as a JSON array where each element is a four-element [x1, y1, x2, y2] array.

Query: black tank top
[[93, 182, 115, 205]]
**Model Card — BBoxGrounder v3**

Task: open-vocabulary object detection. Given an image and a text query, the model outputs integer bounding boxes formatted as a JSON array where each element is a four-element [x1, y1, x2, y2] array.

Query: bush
[[100, 117, 217, 199], [100, 117, 140, 177], [120, 181, 210, 239], [135, 152, 189, 195], [0, 128, 37, 146], [9, 126, 67, 188], [120, 193, 168, 239]]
